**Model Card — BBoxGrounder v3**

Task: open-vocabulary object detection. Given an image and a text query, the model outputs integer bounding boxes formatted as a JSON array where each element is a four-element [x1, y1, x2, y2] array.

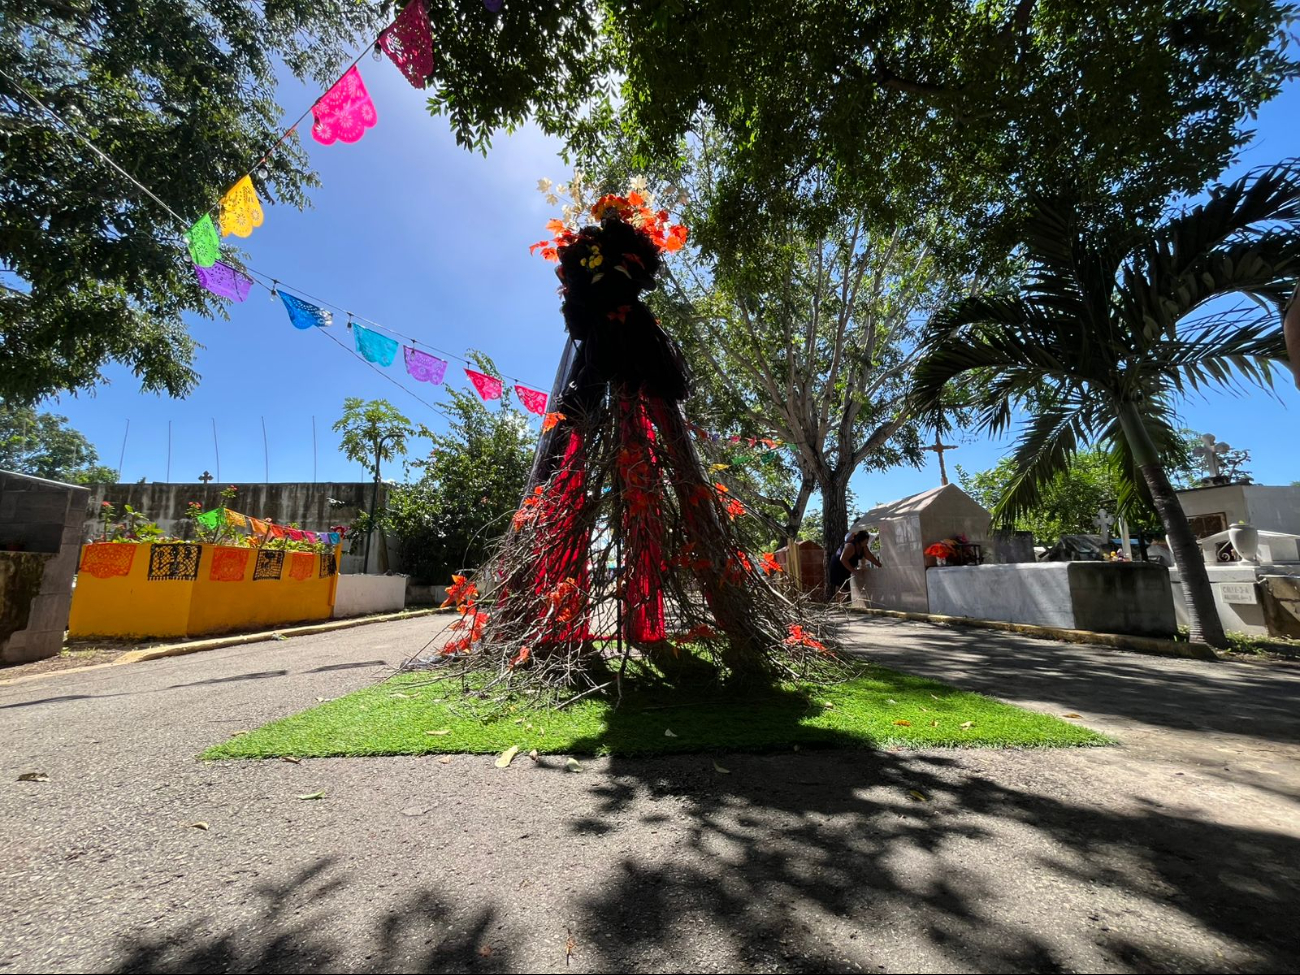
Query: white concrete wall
[[1170, 564, 1300, 637], [928, 562, 1176, 637], [928, 563, 1076, 628], [852, 513, 928, 612], [1244, 486, 1300, 536], [332, 574, 407, 618]]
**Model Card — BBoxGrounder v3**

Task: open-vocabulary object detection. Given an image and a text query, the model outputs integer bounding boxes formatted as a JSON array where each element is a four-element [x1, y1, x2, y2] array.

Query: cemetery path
[[1, 614, 1297, 974]]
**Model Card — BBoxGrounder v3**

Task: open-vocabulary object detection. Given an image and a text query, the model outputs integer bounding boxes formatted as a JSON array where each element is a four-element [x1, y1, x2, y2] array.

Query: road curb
[[1, 608, 453, 687], [847, 606, 1219, 661]]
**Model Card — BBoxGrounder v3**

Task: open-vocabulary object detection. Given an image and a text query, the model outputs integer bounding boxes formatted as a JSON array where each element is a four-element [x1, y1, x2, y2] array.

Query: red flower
[[510, 646, 532, 669], [725, 498, 746, 520], [528, 239, 552, 255], [663, 224, 689, 252], [784, 624, 827, 654], [542, 412, 566, 433], [760, 552, 783, 575]]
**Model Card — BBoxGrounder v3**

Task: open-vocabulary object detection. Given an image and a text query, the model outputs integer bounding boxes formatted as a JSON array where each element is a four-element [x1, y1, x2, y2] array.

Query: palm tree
[[911, 163, 1300, 647]]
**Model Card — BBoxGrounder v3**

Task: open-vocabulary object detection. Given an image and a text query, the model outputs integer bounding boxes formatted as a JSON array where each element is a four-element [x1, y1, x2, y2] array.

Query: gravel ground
[[1, 615, 1298, 974]]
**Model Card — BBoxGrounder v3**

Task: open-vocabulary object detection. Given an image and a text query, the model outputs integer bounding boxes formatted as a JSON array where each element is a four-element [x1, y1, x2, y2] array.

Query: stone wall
[[81, 481, 384, 540], [1, 470, 90, 662]]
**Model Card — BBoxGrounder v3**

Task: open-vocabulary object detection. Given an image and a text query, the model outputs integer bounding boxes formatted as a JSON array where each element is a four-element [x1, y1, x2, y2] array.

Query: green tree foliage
[[424, 1, 1297, 257], [0, 398, 117, 482], [956, 449, 1170, 544], [386, 370, 535, 584], [333, 397, 420, 484], [0, 1, 382, 401], [910, 162, 1300, 647]]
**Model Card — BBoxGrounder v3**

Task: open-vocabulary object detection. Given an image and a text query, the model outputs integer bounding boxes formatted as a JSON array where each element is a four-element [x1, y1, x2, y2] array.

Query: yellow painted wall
[[69, 543, 338, 640], [68, 543, 193, 639]]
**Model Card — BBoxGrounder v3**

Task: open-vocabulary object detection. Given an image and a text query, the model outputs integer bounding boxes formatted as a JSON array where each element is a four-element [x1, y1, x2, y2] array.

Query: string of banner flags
[[10, 0, 792, 462]]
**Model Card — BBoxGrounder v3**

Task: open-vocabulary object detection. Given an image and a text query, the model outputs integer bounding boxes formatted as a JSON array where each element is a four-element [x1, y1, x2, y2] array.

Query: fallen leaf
[[930, 694, 941, 701], [529, 749, 540, 762], [17, 772, 49, 782], [229, 730, 247, 738], [1063, 713, 1082, 719], [713, 760, 731, 774], [566, 757, 583, 773], [272, 633, 287, 641], [930, 720, 938, 727], [478, 944, 493, 958], [908, 790, 928, 802], [189, 821, 209, 830], [960, 721, 974, 729], [296, 791, 325, 801], [664, 728, 678, 738], [496, 745, 519, 769], [514, 718, 525, 725], [390, 692, 413, 699], [425, 729, 451, 736], [282, 756, 301, 764], [438, 756, 453, 765], [566, 930, 577, 965], [315, 696, 326, 702], [400, 806, 428, 817], [919, 706, 929, 712], [893, 719, 912, 726], [886, 698, 897, 704], [821, 701, 835, 709]]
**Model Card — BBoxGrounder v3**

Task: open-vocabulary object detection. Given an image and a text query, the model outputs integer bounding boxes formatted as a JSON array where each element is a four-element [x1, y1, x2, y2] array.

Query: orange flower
[[528, 239, 551, 255], [512, 507, 534, 532], [726, 498, 746, 520], [545, 218, 567, 234], [663, 224, 689, 252], [626, 190, 646, 206], [714, 482, 729, 494], [546, 577, 583, 623], [681, 624, 719, 641], [441, 574, 478, 609], [760, 552, 783, 575], [510, 646, 532, 669], [735, 550, 753, 572], [541, 246, 559, 262], [542, 412, 566, 432]]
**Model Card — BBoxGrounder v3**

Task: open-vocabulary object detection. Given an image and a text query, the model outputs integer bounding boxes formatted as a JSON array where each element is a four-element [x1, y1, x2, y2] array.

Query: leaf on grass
[[1063, 713, 1082, 719], [17, 772, 49, 782], [907, 790, 928, 802], [886, 698, 897, 704], [960, 721, 974, 729], [297, 791, 325, 801], [566, 757, 583, 773], [282, 756, 301, 764], [425, 729, 451, 736], [514, 718, 525, 725], [496, 745, 519, 769], [713, 760, 731, 774], [229, 730, 247, 738], [390, 692, 413, 699], [821, 701, 835, 709], [930, 720, 938, 728], [189, 821, 210, 830], [930, 694, 941, 701], [893, 719, 912, 726], [664, 728, 678, 737]]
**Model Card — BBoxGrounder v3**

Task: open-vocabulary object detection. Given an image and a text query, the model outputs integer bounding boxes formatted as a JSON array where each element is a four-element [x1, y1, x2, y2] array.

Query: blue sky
[[41, 58, 1300, 511]]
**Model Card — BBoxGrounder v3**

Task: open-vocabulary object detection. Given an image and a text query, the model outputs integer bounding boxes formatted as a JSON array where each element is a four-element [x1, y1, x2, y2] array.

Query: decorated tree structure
[[438, 188, 832, 688]]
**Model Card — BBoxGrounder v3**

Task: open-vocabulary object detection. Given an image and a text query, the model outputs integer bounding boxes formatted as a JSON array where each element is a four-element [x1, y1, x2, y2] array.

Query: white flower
[[537, 177, 553, 193], [545, 193, 560, 206], [628, 174, 649, 194]]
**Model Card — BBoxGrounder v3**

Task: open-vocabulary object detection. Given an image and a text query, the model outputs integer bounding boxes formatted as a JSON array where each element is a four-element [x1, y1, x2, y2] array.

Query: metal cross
[[921, 432, 958, 486], [198, 470, 214, 484]]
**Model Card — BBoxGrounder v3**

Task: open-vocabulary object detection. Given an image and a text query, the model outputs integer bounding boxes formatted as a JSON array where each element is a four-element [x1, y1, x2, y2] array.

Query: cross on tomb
[[198, 470, 214, 484], [921, 432, 958, 485]]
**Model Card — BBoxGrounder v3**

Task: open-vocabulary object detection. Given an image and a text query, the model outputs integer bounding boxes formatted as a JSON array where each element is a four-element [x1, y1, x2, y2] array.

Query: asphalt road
[[1, 615, 1298, 974]]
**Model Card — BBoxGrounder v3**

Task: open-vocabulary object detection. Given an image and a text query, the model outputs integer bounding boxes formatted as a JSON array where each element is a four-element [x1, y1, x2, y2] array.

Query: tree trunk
[[821, 475, 850, 601], [1118, 404, 1227, 648]]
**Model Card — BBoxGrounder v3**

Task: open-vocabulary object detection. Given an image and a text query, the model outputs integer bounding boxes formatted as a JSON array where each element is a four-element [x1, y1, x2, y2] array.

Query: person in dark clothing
[[828, 529, 882, 599]]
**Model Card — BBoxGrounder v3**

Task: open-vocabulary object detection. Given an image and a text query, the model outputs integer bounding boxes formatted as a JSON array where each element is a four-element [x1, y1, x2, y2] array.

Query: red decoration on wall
[[80, 543, 135, 579], [209, 546, 251, 582], [289, 552, 316, 581]]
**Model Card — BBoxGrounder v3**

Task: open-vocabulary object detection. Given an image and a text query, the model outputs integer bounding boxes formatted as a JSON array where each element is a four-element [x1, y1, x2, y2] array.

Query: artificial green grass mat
[[203, 665, 1110, 759]]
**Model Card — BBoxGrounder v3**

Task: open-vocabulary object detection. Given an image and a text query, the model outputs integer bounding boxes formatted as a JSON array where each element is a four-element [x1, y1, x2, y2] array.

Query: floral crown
[[529, 174, 688, 263]]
